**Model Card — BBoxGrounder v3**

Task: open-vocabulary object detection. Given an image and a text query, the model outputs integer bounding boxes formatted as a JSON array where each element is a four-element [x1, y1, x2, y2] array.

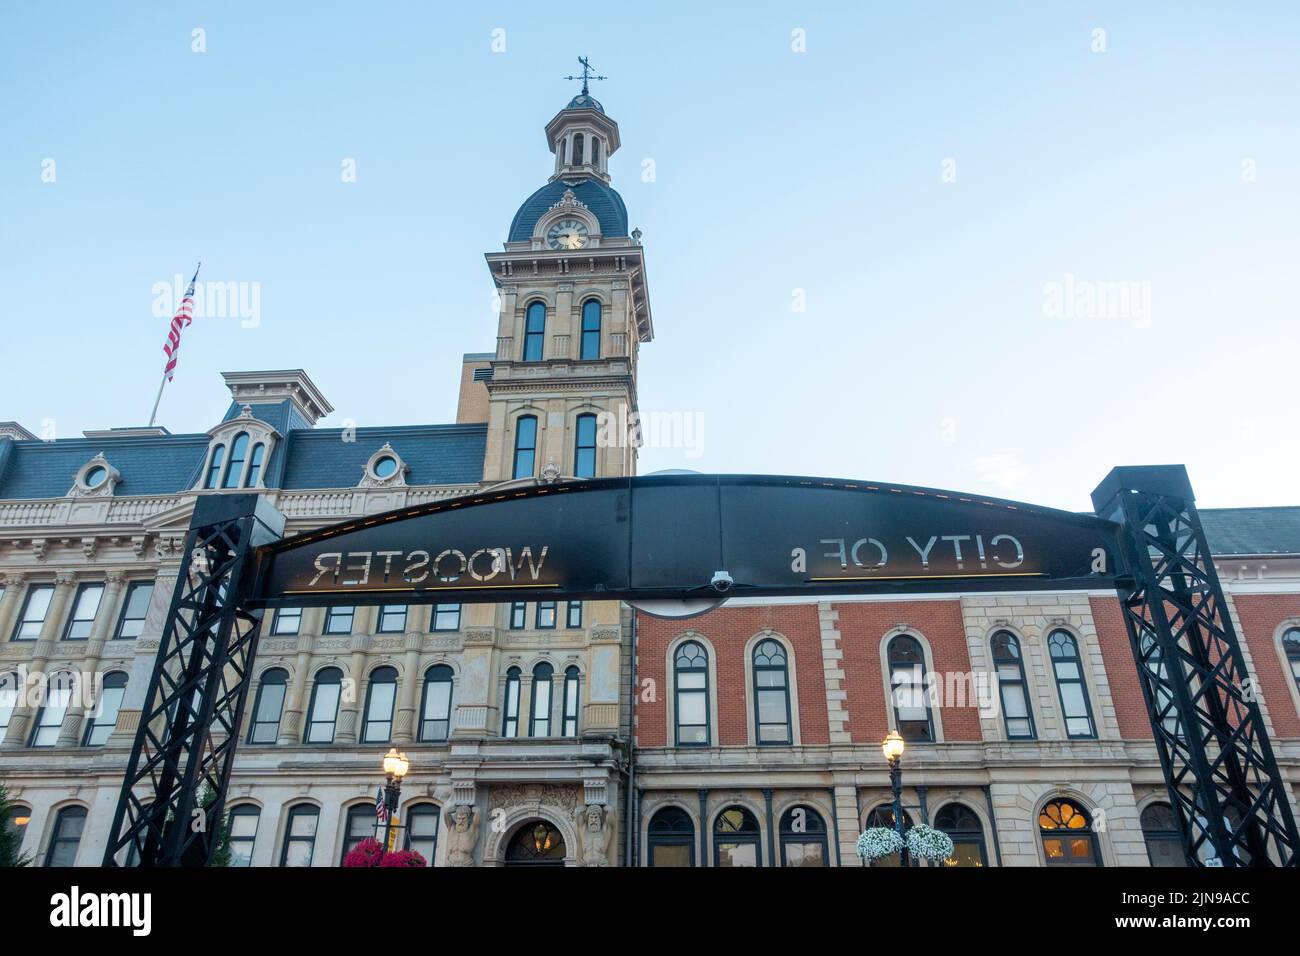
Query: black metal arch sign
[[252, 474, 1120, 608]]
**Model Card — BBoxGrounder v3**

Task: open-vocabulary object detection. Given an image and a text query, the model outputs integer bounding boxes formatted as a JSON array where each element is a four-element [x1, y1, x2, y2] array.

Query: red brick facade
[[1232, 593, 1300, 738], [1088, 596, 1153, 739]]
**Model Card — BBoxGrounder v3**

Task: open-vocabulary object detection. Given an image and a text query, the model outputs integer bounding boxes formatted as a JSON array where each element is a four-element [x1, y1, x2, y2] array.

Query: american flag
[[162, 264, 200, 381], [375, 787, 388, 825]]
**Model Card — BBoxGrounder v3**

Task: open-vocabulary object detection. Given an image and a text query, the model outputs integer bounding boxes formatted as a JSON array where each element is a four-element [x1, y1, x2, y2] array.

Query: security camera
[[710, 570, 734, 593]]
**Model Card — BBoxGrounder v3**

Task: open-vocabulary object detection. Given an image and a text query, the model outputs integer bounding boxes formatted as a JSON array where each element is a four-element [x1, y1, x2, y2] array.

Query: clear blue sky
[[2, 2, 1297, 510]]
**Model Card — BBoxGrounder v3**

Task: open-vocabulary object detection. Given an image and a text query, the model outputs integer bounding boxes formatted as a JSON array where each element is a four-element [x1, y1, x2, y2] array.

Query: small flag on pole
[[162, 263, 200, 381], [375, 787, 389, 825]]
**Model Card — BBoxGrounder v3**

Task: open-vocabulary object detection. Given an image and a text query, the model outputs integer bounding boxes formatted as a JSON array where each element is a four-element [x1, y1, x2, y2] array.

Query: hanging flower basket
[[856, 827, 905, 861], [341, 838, 426, 868], [905, 824, 955, 863]]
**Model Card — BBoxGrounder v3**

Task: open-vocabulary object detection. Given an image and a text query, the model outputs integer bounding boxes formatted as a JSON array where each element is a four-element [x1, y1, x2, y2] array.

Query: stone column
[[108, 570, 176, 748], [335, 633, 370, 744], [453, 603, 498, 736], [57, 571, 126, 747], [278, 634, 314, 745], [2, 570, 76, 749], [583, 602, 623, 735], [393, 632, 423, 743], [556, 281, 575, 358], [0, 572, 28, 640]]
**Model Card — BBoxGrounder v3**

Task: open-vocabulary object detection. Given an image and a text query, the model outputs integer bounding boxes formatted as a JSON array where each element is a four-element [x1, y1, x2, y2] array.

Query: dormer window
[[246, 443, 266, 486], [68, 453, 121, 498], [198, 407, 279, 492], [222, 433, 250, 488], [204, 446, 225, 489]]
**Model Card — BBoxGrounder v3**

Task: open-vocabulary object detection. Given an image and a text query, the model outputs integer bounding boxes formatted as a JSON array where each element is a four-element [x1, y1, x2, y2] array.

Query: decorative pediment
[[67, 452, 121, 499], [358, 443, 409, 488]]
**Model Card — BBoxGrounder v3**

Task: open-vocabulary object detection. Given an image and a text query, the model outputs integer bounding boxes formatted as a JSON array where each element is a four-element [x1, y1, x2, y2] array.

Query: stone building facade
[[2, 92, 1299, 868]]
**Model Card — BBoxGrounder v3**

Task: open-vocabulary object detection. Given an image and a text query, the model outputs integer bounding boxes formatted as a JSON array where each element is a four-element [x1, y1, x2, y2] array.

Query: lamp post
[[380, 748, 410, 853], [881, 731, 909, 867]]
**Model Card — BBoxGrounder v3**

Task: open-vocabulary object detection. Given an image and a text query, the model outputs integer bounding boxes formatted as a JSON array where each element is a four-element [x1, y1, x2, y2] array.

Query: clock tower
[[478, 83, 654, 485]]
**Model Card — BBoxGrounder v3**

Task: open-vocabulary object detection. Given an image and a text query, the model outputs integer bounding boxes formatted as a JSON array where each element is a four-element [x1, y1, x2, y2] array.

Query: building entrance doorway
[[503, 820, 567, 867]]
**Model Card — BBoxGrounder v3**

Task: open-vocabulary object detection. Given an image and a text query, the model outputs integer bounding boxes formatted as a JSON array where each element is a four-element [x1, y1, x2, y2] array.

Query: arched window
[[523, 302, 545, 362], [574, 414, 597, 478], [647, 806, 694, 867], [504, 820, 566, 866], [45, 806, 87, 867], [248, 668, 288, 744], [512, 415, 538, 480], [221, 432, 250, 488], [572, 133, 585, 166], [419, 664, 454, 741], [304, 667, 342, 743], [405, 803, 440, 866], [580, 299, 601, 360], [502, 667, 521, 738], [865, 805, 915, 867], [83, 671, 127, 746], [752, 638, 792, 744], [362, 666, 398, 743], [562, 666, 580, 737], [280, 804, 319, 867], [991, 630, 1035, 740], [674, 641, 710, 746], [1140, 802, 1186, 867], [590, 137, 600, 166], [0, 671, 19, 732], [935, 803, 987, 867], [529, 662, 554, 737], [1039, 798, 1100, 867], [245, 443, 265, 487], [29, 671, 74, 747], [1284, 628, 1300, 692], [714, 807, 761, 867], [1048, 630, 1096, 739], [779, 805, 828, 867], [887, 635, 933, 742], [227, 803, 260, 867], [204, 444, 225, 489], [5, 801, 31, 853], [342, 804, 377, 862]]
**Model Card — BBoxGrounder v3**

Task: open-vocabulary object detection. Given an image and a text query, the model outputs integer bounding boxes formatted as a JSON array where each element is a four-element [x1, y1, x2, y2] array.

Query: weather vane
[[564, 56, 607, 96]]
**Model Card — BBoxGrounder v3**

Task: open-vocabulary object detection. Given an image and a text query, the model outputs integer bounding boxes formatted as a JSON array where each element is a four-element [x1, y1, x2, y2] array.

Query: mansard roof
[[0, 418, 486, 499], [1199, 506, 1300, 556], [508, 177, 628, 242]]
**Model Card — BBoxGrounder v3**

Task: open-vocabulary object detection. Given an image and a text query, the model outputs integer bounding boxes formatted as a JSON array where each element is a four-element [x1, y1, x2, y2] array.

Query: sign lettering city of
[[252, 474, 1120, 608]]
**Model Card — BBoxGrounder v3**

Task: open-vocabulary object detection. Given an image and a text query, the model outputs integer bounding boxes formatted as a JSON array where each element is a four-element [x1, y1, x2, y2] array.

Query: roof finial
[[564, 55, 607, 97]]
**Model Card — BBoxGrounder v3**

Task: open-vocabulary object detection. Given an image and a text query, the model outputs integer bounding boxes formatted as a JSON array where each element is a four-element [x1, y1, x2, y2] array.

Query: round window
[[84, 465, 108, 488], [373, 455, 398, 479]]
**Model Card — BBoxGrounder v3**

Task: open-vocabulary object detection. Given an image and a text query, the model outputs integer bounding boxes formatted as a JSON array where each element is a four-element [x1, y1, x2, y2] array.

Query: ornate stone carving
[[443, 804, 481, 867], [540, 456, 561, 484], [66, 452, 120, 499], [31, 539, 47, 562], [80, 537, 98, 560], [358, 443, 409, 489], [490, 783, 580, 814], [572, 804, 614, 866]]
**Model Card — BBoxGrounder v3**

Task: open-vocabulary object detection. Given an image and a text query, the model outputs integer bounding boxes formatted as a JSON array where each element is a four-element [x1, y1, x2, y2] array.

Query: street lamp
[[380, 748, 410, 852], [881, 731, 909, 866]]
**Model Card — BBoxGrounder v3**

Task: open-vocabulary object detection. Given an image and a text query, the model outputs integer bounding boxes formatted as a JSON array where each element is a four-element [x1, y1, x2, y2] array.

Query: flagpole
[[147, 371, 168, 428], [148, 261, 201, 428]]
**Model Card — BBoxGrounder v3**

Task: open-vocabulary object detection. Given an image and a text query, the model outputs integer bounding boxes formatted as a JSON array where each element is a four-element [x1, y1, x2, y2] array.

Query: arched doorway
[[503, 819, 567, 867]]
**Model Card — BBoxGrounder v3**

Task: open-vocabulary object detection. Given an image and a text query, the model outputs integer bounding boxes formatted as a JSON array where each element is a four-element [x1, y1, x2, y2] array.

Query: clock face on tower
[[546, 218, 589, 250]]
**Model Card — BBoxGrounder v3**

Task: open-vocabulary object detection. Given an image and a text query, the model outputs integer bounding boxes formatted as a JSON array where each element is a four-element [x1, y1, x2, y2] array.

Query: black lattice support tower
[[1093, 465, 1299, 867], [103, 494, 284, 867]]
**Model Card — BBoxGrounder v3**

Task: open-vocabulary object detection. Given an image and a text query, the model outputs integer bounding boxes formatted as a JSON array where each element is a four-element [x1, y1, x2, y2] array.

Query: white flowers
[[906, 823, 955, 863], [856, 823, 955, 864], [856, 827, 904, 860]]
